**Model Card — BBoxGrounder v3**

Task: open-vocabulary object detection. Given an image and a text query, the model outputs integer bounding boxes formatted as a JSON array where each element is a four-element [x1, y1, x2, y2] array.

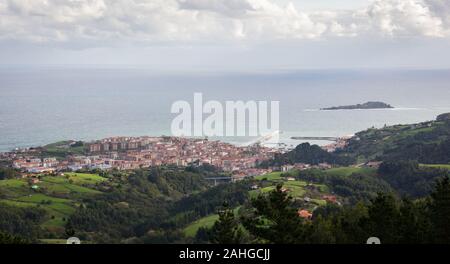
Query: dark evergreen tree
[[242, 184, 306, 244], [306, 216, 335, 244], [397, 199, 432, 244], [0, 168, 19, 180], [331, 202, 369, 244], [362, 193, 400, 244], [194, 227, 211, 244], [430, 176, 450, 243], [0, 231, 29, 244], [210, 202, 242, 244], [65, 221, 76, 237]]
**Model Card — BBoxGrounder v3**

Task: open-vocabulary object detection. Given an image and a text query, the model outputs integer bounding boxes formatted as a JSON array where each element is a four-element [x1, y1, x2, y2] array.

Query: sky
[[279, 0, 371, 10], [0, 0, 449, 70]]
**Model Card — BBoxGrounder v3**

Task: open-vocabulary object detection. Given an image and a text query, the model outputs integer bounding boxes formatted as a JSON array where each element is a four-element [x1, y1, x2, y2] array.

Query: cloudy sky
[[0, 0, 449, 70]]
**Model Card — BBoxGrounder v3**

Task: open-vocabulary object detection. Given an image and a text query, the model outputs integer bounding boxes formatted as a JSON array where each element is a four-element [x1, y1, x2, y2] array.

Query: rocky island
[[321, 101, 394, 110]]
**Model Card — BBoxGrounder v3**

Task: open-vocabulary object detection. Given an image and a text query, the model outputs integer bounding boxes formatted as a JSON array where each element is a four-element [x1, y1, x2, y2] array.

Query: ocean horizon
[[1, 67, 449, 152]]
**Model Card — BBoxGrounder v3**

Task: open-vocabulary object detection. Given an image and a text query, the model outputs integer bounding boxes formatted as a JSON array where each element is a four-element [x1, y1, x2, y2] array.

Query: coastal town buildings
[[7, 136, 277, 179], [322, 136, 351, 152]]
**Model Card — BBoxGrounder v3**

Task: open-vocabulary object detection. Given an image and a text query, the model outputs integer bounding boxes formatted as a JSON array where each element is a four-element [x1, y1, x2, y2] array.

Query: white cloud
[[363, 0, 445, 37], [425, 0, 450, 32], [0, 0, 448, 46]]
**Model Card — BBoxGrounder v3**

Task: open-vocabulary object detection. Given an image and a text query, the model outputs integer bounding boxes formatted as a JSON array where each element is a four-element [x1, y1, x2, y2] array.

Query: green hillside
[[339, 117, 450, 163], [183, 171, 334, 238], [0, 173, 105, 233]]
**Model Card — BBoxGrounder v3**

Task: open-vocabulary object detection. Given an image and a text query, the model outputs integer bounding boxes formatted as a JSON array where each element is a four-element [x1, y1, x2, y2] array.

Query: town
[[2, 136, 281, 180]]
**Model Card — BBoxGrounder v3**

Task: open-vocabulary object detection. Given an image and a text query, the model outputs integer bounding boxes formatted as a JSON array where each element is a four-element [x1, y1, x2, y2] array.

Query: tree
[[430, 176, 450, 243], [0, 231, 29, 244], [329, 202, 369, 244], [306, 216, 335, 244], [397, 198, 432, 244], [0, 168, 19, 180], [210, 202, 242, 244], [65, 221, 76, 237], [242, 184, 306, 244], [361, 193, 400, 244], [194, 227, 210, 244], [378, 161, 448, 197], [260, 143, 354, 168]]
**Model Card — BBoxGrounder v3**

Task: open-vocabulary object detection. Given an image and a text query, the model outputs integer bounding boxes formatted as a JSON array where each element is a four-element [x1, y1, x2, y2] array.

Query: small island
[[321, 101, 394, 110]]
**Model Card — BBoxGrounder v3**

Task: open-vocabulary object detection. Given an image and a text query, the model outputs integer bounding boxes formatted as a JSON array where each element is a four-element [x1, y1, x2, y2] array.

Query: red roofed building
[[298, 209, 312, 219], [323, 195, 338, 203]]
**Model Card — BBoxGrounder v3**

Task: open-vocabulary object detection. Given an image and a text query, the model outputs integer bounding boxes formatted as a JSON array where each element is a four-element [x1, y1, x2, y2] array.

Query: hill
[[263, 113, 450, 166], [337, 115, 450, 163], [260, 142, 354, 167], [182, 171, 334, 239], [321, 101, 393, 110], [0, 167, 217, 243], [0, 172, 106, 236]]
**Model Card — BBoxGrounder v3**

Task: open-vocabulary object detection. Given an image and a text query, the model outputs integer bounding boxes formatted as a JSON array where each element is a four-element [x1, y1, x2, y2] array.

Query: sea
[[1, 66, 449, 152]]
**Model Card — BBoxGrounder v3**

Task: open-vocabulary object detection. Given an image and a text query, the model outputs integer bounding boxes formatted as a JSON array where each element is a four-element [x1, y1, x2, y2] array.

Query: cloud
[[362, 0, 445, 37], [0, 0, 448, 47], [425, 0, 450, 31]]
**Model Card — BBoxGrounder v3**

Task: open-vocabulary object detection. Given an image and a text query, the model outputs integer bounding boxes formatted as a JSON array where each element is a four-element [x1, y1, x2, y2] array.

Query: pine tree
[[307, 216, 335, 244], [210, 202, 242, 244], [242, 184, 305, 244], [363, 193, 400, 244], [397, 198, 432, 244], [0, 231, 29, 244], [65, 221, 76, 237], [430, 176, 450, 243]]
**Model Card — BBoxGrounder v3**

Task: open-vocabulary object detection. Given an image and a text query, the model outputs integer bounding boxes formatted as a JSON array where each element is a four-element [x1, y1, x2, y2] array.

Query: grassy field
[[15, 193, 70, 203], [0, 172, 105, 230], [253, 171, 283, 181], [420, 164, 450, 170], [184, 207, 241, 238], [40, 239, 70, 244], [1, 194, 76, 228], [251, 171, 329, 200], [0, 179, 27, 188], [0, 179, 30, 196], [325, 167, 377, 177], [42, 141, 86, 157], [40, 176, 102, 196], [40, 173, 105, 194], [64, 172, 106, 184], [250, 180, 308, 199], [184, 214, 220, 237]]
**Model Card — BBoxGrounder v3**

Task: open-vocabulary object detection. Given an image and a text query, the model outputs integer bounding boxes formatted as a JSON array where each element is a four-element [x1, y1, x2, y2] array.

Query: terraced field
[[250, 180, 308, 198], [250, 172, 329, 200], [420, 164, 450, 170], [0, 173, 106, 230]]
